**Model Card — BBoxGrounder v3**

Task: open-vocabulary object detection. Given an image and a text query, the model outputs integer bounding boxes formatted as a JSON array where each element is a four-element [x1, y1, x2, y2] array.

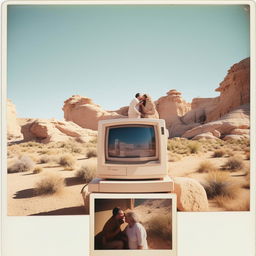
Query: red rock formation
[[207, 57, 250, 122], [63, 95, 125, 130], [7, 99, 23, 141], [20, 119, 97, 143]]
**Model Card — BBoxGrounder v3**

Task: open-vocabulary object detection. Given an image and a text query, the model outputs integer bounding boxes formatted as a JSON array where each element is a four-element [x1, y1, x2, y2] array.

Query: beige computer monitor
[[97, 118, 169, 180], [89, 193, 177, 256]]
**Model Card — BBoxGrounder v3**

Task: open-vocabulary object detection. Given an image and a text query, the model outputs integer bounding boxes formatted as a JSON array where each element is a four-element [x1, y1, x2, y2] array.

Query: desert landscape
[[7, 57, 250, 215]]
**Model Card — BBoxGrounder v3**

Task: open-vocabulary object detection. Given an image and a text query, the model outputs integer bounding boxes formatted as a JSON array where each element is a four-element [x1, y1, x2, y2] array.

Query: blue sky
[[7, 4, 250, 119]]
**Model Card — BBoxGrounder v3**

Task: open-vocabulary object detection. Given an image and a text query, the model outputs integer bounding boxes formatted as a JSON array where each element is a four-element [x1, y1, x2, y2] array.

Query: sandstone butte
[[7, 57, 250, 143]]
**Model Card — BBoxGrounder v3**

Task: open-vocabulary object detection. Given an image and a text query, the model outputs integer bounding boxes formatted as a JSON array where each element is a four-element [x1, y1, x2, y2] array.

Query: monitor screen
[[106, 125, 158, 161]]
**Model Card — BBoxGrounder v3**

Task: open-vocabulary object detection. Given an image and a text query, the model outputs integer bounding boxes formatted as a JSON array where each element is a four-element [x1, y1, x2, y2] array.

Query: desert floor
[[7, 139, 250, 215]]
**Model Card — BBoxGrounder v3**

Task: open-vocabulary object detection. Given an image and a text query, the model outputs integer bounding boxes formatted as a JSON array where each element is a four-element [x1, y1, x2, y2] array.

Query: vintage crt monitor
[[97, 118, 169, 180]]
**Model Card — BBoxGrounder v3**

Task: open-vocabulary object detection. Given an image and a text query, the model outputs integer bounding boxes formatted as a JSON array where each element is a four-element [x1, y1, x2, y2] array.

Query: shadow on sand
[[30, 206, 88, 215], [65, 177, 84, 186], [13, 188, 35, 199]]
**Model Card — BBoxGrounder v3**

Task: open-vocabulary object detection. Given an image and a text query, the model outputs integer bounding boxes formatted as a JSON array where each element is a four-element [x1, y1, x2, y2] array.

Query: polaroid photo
[[89, 193, 177, 256]]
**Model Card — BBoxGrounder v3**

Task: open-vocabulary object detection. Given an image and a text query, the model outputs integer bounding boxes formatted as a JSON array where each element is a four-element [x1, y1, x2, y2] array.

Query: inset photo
[[90, 193, 176, 256]]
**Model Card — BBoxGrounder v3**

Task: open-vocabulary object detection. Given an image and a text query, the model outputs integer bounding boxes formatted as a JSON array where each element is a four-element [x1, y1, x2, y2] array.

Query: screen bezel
[[105, 124, 160, 163], [89, 193, 177, 256]]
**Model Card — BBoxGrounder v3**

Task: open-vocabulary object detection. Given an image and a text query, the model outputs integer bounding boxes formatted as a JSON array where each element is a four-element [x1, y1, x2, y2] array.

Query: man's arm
[[102, 220, 121, 241]]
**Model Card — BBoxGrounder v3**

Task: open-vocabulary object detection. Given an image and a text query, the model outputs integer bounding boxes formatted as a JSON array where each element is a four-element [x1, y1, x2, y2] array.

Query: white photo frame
[[89, 193, 177, 256]]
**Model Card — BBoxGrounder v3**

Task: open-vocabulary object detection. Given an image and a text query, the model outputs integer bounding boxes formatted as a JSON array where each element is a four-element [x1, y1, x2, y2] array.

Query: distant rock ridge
[[20, 118, 97, 144], [7, 57, 250, 143]]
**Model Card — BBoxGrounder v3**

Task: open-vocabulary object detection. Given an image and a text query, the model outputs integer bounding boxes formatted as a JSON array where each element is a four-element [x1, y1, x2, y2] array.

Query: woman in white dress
[[124, 211, 148, 250]]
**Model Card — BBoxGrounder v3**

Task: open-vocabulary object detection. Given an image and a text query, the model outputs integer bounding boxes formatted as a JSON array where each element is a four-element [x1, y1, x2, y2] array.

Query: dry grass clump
[[224, 149, 234, 157], [58, 154, 76, 170], [167, 138, 200, 155], [146, 214, 172, 240], [33, 166, 43, 174], [56, 140, 84, 154], [215, 195, 250, 211], [7, 155, 35, 173], [197, 161, 218, 173], [75, 160, 97, 182], [168, 152, 182, 162], [39, 155, 51, 164], [212, 149, 225, 158], [86, 147, 97, 158], [203, 171, 240, 199], [34, 174, 64, 195], [188, 141, 200, 154], [222, 155, 245, 171]]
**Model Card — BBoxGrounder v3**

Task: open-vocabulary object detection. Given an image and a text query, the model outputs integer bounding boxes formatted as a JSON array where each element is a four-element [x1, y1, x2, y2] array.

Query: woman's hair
[[125, 211, 139, 223]]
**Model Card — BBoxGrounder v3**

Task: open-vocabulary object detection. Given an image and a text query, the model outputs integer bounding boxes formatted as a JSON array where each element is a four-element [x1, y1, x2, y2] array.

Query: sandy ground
[[7, 150, 250, 215], [7, 156, 89, 216]]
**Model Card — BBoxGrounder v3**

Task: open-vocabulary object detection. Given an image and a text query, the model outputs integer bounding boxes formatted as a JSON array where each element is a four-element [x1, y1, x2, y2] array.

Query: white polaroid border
[[89, 193, 177, 256], [1, 1, 255, 256]]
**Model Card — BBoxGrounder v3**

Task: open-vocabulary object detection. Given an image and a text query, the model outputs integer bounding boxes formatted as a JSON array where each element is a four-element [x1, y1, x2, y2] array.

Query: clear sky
[[7, 4, 250, 119]]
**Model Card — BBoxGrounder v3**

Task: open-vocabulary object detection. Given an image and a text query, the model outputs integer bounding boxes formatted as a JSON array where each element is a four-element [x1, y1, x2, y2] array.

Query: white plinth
[[88, 176, 174, 193]]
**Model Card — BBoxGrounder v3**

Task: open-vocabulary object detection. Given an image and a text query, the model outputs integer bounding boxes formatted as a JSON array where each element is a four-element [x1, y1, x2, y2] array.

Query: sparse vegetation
[[212, 149, 225, 158], [33, 166, 43, 174], [197, 161, 218, 173], [222, 155, 245, 171], [34, 174, 64, 195], [58, 154, 76, 170], [39, 155, 51, 164], [215, 195, 250, 211], [75, 160, 97, 182], [168, 152, 181, 162], [7, 156, 35, 173], [146, 214, 172, 240], [86, 147, 97, 158], [203, 171, 240, 199], [188, 141, 200, 154]]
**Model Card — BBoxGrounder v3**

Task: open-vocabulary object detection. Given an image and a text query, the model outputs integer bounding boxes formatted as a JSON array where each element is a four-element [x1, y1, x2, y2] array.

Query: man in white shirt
[[124, 211, 148, 249], [128, 93, 143, 118]]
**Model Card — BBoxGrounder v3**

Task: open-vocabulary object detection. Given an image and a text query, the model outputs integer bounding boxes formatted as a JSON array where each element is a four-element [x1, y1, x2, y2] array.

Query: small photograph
[[91, 195, 175, 252]]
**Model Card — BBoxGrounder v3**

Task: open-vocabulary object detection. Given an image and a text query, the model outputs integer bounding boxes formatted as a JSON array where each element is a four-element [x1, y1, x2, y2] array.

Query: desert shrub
[[197, 161, 218, 173], [188, 141, 200, 154], [203, 171, 240, 199], [212, 149, 225, 158], [146, 214, 172, 240], [58, 154, 76, 170], [33, 166, 43, 174], [167, 138, 189, 154], [34, 174, 64, 195], [75, 160, 97, 182], [224, 149, 234, 157], [86, 147, 97, 158], [215, 195, 250, 211], [7, 156, 35, 173], [39, 155, 51, 164], [168, 152, 182, 162], [222, 155, 245, 171]]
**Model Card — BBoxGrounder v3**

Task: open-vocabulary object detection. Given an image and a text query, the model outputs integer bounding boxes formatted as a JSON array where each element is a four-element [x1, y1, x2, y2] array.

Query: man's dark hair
[[112, 207, 121, 216], [135, 93, 140, 98]]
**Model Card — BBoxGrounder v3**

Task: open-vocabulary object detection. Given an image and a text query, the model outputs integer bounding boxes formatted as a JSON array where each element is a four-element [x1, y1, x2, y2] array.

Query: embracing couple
[[128, 93, 159, 119], [95, 207, 148, 250]]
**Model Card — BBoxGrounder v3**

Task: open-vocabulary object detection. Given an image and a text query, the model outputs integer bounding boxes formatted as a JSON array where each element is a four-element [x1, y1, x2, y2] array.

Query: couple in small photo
[[128, 93, 159, 119], [95, 207, 148, 250]]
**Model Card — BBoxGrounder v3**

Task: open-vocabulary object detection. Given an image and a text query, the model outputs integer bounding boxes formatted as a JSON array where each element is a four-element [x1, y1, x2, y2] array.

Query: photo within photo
[[94, 198, 172, 250]]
